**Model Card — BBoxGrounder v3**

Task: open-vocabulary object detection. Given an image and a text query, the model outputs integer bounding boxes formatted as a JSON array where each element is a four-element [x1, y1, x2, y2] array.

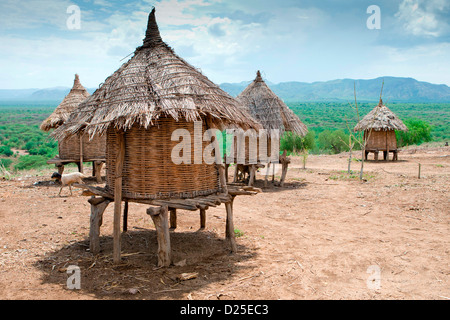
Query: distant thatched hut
[[236, 71, 308, 186], [40, 74, 106, 178], [53, 8, 261, 266], [354, 99, 408, 161]]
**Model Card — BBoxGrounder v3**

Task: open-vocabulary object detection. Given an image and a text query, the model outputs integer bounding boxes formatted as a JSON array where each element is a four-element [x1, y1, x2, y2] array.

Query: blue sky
[[0, 0, 449, 89]]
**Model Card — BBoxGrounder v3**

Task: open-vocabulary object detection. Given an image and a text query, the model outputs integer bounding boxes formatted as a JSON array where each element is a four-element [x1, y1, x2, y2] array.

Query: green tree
[[317, 130, 350, 154], [396, 118, 433, 147], [0, 146, 13, 157]]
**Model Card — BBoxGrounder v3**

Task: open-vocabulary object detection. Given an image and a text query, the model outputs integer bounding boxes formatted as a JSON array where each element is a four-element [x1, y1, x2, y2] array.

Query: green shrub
[[0, 158, 12, 168], [317, 130, 350, 154], [14, 155, 48, 171], [0, 146, 13, 157], [396, 119, 433, 147]]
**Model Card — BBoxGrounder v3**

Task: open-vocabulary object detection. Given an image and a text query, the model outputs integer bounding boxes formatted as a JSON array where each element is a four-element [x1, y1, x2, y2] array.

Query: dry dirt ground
[[0, 146, 448, 300]]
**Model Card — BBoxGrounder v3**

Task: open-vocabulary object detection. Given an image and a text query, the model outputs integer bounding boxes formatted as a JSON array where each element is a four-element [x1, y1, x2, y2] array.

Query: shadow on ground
[[33, 228, 256, 300]]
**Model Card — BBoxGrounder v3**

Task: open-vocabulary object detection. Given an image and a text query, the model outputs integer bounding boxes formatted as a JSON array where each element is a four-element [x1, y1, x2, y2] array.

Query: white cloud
[[395, 0, 450, 37]]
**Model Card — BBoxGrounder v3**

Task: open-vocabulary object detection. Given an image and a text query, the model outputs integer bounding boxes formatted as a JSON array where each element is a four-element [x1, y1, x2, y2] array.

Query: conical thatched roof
[[236, 71, 308, 137], [53, 8, 260, 141], [354, 99, 408, 132], [40, 74, 90, 131]]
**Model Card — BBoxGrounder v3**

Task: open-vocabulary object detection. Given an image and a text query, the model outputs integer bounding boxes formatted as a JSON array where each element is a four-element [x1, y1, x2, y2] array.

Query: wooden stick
[[147, 205, 171, 267], [264, 162, 271, 187], [200, 208, 206, 229], [169, 208, 177, 230], [79, 135, 84, 174], [248, 164, 256, 186], [418, 163, 421, 179], [218, 164, 228, 194], [89, 198, 110, 254], [225, 197, 237, 253], [123, 201, 129, 232], [94, 161, 104, 183], [113, 132, 125, 264]]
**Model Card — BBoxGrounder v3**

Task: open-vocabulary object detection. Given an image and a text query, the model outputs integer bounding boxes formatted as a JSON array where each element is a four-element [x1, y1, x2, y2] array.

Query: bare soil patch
[[0, 147, 448, 300]]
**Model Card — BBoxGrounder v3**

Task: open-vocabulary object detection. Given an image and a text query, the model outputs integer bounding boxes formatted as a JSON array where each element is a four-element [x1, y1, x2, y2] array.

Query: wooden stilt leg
[[94, 161, 104, 183], [233, 164, 239, 183], [374, 151, 379, 162], [272, 163, 275, 182], [57, 164, 64, 175], [225, 197, 237, 253], [280, 161, 288, 187], [123, 201, 128, 232], [225, 163, 229, 183], [248, 164, 256, 186], [88, 197, 111, 255], [113, 132, 125, 264], [148, 205, 171, 267], [169, 208, 177, 230], [200, 208, 206, 229], [264, 162, 271, 187]]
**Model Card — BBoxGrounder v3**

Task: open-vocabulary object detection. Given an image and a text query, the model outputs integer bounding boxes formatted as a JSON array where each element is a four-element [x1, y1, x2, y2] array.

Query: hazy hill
[[0, 77, 449, 104], [220, 76, 450, 102]]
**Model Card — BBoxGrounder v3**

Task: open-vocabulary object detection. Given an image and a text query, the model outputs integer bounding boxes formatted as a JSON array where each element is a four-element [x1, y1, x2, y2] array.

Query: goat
[[51, 172, 87, 196]]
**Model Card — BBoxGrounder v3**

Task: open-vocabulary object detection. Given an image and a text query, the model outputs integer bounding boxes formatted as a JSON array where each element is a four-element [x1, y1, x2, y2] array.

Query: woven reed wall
[[365, 130, 397, 151], [59, 134, 106, 161], [231, 135, 274, 164], [106, 117, 220, 200]]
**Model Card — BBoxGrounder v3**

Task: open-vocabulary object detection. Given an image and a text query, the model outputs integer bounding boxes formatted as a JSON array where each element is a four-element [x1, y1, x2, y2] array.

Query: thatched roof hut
[[354, 99, 408, 132], [40, 74, 90, 131], [237, 71, 308, 137], [41, 74, 106, 163], [354, 99, 408, 161], [54, 8, 260, 199], [52, 8, 261, 265]]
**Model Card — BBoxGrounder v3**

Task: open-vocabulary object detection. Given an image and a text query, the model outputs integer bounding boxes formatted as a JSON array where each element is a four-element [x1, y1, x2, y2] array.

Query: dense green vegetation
[[0, 102, 448, 172], [282, 102, 449, 154], [0, 106, 57, 171]]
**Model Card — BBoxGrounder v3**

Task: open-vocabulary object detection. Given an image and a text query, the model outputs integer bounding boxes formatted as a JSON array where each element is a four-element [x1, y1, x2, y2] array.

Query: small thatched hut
[[53, 8, 261, 266], [354, 99, 408, 161], [235, 71, 308, 186], [41, 74, 106, 177]]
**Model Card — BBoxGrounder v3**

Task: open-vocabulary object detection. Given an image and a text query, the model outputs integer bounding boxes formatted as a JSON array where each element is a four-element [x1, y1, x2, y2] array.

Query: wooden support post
[[233, 164, 239, 183], [200, 208, 206, 229], [272, 162, 275, 182], [169, 208, 177, 230], [264, 162, 271, 187], [56, 164, 65, 175], [225, 197, 237, 253], [113, 132, 125, 264], [79, 135, 84, 174], [147, 205, 171, 267], [94, 161, 104, 183], [123, 201, 128, 232], [88, 197, 111, 255], [218, 164, 228, 194], [418, 163, 421, 179], [248, 164, 256, 186], [279, 150, 288, 187], [374, 151, 379, 162], [225, 163, 229, 183]]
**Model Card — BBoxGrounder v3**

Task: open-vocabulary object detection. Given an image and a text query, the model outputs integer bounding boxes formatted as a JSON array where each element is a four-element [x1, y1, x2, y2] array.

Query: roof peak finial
[[72, 73, 84, 90], [142, 7, 163, 48], [255, 70, 263, 82]]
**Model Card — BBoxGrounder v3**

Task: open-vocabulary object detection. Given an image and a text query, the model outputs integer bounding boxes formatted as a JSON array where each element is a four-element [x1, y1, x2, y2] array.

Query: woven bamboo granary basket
[[233, 71, 308, 185], [53, 8, 261, 265], [53, 8, 260, 199], [41, 74, 106, 162], [354, 99, 408, 160]]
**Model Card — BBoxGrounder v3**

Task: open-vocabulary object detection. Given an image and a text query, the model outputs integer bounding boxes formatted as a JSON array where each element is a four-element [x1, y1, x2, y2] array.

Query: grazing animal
[[51, 172, 87, 196]]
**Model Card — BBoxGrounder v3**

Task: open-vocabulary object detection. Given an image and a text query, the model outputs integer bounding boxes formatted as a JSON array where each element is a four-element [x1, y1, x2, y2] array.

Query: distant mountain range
[[1, 76, 449, 104]]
